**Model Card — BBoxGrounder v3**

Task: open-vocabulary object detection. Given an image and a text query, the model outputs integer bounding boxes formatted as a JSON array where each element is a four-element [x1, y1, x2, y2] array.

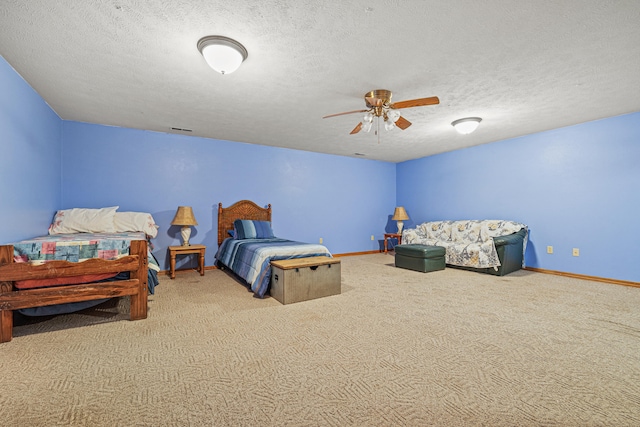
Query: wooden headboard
[[217, 200, 272, 246]]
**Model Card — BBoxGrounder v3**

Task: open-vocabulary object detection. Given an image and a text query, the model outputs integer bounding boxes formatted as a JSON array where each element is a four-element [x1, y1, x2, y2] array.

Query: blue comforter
[[215, 238, 332, 298]]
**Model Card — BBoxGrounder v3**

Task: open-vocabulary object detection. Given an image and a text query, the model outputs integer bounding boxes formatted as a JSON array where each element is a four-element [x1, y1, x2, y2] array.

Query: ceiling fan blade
[[395, 116, 412, 130], [390, 96, 440, 109], [350, 122, 363, 134], [323, 109, 369, 119]]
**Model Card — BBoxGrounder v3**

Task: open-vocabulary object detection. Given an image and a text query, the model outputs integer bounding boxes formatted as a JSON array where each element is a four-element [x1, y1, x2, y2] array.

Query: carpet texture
[[1, 253, 639, 426]]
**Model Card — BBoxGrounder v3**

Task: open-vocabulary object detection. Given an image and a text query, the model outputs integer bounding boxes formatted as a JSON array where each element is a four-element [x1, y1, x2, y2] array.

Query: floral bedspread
[[402, 220, 527, 269], [13, 232, 149, 264]]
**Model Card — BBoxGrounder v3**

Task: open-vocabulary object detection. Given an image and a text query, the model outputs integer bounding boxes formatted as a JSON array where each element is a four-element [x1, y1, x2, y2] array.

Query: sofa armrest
[[493, 228, 526, 247], [491, 228, 527, 276]]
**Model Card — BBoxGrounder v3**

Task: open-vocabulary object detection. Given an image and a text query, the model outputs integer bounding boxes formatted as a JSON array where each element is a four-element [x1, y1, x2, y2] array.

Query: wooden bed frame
[[217, 200, 272, 246], [217, 200, 339, 303], [0, 240, 148, 343]]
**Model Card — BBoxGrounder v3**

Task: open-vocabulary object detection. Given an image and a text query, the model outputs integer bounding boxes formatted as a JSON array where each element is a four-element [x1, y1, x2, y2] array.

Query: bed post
[[129, 240, 148, 321], [0, 245, 14, 342], [218, 202, 224, 248]]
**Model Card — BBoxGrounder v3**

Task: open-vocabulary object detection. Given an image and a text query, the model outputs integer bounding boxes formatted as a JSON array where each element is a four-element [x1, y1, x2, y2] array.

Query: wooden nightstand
[[383, 233, 402, 253], [168, 244, 206, 279]]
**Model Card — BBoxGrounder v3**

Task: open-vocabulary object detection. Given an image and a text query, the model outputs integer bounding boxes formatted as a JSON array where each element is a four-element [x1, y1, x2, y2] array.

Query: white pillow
[[49, 206, 119, 235], [114, 212, 159, 238]]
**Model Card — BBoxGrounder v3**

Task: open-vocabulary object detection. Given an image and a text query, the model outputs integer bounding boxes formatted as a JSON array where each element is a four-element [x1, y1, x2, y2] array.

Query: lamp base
[[181, 226, 192, 246], [396, 221, 404, 234]]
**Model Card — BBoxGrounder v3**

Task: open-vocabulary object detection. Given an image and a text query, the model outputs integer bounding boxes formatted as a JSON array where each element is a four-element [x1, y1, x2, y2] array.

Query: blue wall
[[397, 113, 640, 283], [61, 122, 396, 269], [2, 52, 638, 283], [0, 56, 62, 242]]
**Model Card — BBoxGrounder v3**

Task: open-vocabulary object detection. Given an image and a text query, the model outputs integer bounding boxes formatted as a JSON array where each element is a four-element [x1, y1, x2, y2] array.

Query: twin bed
[[0, 208, 159, 343], [0, 236, 150, 343], [215, 200, 333, 298]]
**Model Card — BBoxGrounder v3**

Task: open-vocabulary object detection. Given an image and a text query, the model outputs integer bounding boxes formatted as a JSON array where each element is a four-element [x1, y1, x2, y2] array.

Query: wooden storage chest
[[270, 256, 341, 304]]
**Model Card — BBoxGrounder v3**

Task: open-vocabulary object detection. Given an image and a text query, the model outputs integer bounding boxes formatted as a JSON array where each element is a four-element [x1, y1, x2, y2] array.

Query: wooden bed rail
[[0, 254, 141, 281], [0, 240, 148, 343], [0, 280, 142, 311]]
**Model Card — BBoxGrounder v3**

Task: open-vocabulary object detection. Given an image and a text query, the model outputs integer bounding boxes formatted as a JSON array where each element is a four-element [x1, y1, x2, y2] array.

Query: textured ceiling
[[1, 1, 639, 163]]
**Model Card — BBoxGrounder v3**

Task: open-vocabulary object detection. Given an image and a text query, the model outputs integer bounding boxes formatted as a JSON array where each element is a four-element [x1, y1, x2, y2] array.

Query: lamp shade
[[171, 206, 198, 226], [197, 35, 248, 75], [392, 206, 409, 221]]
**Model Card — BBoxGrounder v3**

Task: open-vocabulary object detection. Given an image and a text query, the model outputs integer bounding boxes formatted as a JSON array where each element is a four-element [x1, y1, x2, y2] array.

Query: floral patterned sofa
[[401, 220, 528, 276]]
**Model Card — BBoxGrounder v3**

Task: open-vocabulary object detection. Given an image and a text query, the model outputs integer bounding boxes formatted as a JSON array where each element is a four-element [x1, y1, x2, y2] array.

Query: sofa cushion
[[419, 221, 452, 240], [446, 242, 494, 267], [451, 220, 483, 243]]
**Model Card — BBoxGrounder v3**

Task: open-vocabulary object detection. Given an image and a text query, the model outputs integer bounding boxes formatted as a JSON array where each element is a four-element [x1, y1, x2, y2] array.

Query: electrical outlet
[[371, 235, 375, 241], [572, 248, 579, 257], [547, 246, 553, 254], [319, 237, 323, 244]]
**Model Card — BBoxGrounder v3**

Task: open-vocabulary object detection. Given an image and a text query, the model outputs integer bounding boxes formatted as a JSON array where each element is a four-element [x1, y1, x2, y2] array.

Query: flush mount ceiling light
[[451, 117, 482, 134], [197, 35, 248, 75]]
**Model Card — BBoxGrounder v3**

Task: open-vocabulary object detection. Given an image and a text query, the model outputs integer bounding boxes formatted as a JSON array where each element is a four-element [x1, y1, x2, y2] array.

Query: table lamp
[[171, 206, 198, 246], [392, 206, 409, 234]]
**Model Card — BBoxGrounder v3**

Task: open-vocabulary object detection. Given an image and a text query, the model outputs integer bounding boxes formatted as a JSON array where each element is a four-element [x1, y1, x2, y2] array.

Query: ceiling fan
[[323, 89, 440, 135]]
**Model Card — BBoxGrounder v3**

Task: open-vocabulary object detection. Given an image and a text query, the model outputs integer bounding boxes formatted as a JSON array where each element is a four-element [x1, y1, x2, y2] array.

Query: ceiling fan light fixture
[[387, 109, 400, 123], [362, 121, 373, 132], [384, 118, 395, 131], [197, 35, 248, 75], [452, 117, 482, 134]]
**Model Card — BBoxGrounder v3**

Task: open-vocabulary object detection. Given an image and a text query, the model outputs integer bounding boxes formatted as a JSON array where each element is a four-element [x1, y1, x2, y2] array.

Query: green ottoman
[[395, 244, 446, 273]]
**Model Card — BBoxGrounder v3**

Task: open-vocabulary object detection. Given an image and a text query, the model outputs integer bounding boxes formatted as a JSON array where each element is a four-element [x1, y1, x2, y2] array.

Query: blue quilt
[[215, 238, 332, 298]]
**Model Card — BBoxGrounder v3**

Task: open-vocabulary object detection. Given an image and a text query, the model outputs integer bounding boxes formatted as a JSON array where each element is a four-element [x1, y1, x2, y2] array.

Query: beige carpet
[[2, 253, 640, 426]]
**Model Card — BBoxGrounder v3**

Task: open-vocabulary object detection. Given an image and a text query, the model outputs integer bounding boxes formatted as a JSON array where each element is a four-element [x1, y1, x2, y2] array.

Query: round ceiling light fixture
[[451, 117, 482, 134], [197, 35, 248, 75]]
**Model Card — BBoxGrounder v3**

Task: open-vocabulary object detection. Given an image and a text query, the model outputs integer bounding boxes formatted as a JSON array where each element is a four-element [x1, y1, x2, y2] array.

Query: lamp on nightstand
[[171, 206, 198, 246], [392, 206, 409, 234]]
